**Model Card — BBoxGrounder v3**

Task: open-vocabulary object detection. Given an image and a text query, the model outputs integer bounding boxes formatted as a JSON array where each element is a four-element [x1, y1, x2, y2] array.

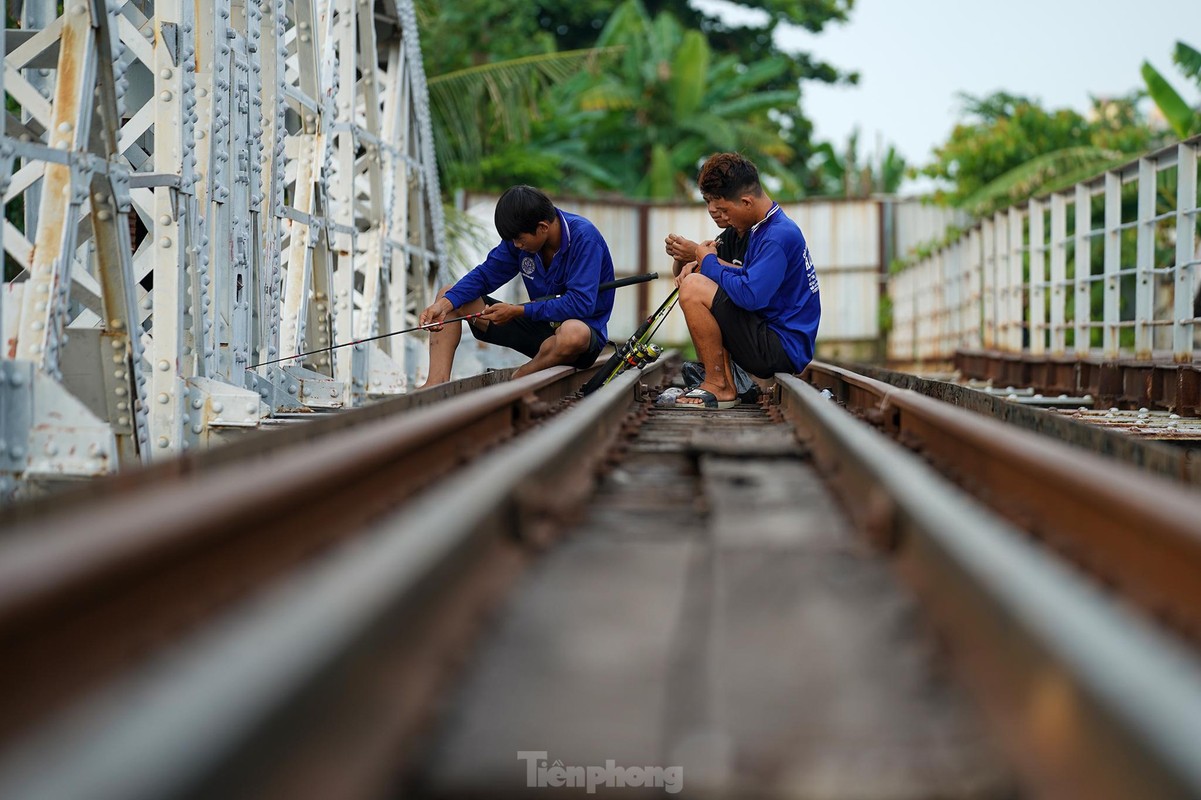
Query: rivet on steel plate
[[157, 437, 170, 448]]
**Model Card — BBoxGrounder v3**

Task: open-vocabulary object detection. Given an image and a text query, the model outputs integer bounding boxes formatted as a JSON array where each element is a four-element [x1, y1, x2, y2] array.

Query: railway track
[[0, 357, 1199, 799]]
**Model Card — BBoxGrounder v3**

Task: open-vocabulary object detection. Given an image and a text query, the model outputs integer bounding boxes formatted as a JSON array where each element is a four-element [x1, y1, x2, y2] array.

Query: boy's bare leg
[[677, 273, 736, 406], [511, 320, 592, 379], [419, 288, 486, 387]]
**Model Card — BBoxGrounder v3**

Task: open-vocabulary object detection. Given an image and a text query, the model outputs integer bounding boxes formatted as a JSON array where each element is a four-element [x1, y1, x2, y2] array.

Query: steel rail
[[821, 359, 1199, 486], [0, 360, 667, 800], [775, 373, 1201, 800], [0, 364, 594, 745], [0, 368, 524, 525], [804, 361, 1201, 645]]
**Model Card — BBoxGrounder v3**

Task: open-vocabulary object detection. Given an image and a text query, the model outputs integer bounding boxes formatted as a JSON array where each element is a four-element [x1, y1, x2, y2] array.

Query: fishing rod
[[579, 286, 679, 395], [249, 272, 659, 370]]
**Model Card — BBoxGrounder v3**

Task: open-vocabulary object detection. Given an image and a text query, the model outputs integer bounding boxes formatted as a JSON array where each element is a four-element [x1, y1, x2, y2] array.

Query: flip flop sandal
[[674, 387, 737, 410]]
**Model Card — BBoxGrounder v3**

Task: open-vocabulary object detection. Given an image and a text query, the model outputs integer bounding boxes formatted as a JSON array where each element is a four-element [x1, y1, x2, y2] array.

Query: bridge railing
[[888, 135, 1201, 365]]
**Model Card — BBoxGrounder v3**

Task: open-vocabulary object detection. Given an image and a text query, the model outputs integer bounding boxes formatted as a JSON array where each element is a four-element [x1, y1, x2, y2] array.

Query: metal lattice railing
[[0, 0, 445, 497], [889, 136, 1201, 365]]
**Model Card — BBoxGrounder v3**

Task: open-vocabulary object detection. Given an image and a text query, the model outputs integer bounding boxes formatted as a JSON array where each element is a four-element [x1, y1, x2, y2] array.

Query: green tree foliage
[[545, 0, 858, 191], [416, 0, 855, 194], [1141, 41, 1201, 139], [414, 1, 557, 75], [920, 91, 1159, 216], [426, 49, 618, 190], [531, 0, 803, 199], [559, 0, 855, 189], [810, 128, 906, 197]]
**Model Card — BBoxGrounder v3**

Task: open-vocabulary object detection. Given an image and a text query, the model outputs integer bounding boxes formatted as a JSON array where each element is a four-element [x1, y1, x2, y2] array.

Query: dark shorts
[[711, 288, 797, 378], [467, 296, 605, 369]]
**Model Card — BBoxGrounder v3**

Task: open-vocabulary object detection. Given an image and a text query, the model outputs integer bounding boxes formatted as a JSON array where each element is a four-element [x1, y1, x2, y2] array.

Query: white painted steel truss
[[0, 0, 444, 497]]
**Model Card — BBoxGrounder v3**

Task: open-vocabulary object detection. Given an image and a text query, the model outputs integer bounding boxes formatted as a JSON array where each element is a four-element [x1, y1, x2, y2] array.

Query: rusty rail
[[825, 359, 1201, 486], [777, 372, 1201, 800], [802, 361, 1201, 646], [0, 363, 613, 756], [0, 359, 669, 799]]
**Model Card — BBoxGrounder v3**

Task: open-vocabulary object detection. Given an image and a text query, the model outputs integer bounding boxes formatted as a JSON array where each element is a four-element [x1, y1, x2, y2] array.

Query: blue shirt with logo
[[444, 209, 616, 341], [699, 203, 820, 372]]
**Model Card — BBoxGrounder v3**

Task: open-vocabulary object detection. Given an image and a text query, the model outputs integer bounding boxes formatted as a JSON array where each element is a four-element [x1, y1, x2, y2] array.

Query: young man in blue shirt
[[418, 185, 615, 386], [674, 153, 821, 409]]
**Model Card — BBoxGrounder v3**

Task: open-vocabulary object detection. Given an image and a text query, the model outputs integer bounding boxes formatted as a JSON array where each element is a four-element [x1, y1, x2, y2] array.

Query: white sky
[[695, 0, 1201, 191]]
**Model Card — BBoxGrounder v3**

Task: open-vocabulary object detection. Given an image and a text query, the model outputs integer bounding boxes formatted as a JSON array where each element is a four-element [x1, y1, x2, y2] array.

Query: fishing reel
[[621, 342, 663, 369]]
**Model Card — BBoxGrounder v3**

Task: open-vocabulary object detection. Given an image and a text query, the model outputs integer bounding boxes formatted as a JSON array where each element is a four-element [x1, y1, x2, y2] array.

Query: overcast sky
[[696, 0, 1201, 191]]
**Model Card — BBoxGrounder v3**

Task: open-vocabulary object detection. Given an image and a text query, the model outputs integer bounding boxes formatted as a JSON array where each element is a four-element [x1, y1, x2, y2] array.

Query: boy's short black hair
[[697, 153, 763, 201], [495, 185, 556, 241]]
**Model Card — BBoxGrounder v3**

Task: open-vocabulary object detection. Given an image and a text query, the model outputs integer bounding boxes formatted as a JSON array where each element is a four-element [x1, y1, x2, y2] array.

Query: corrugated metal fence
[[459, 193, 955, 360]]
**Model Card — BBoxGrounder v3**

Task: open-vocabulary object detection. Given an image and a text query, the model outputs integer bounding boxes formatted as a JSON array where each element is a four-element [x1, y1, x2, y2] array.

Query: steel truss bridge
[[0, 0, 445, 497]]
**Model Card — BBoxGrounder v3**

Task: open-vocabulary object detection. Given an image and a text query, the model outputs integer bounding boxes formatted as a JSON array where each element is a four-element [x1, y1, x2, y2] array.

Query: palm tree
[[1142, 42, 1201, 139], [427, 48, 619, 190], [811, 129, 907, 197]]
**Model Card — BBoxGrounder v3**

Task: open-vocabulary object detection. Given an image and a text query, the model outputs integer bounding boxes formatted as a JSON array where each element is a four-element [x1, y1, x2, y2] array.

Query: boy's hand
[[674, 260, 700, 288], [664, 233, 699, 263], [419, 297, 453, 331], [480, 302, 524, 325], [695, 240, 718, 263]]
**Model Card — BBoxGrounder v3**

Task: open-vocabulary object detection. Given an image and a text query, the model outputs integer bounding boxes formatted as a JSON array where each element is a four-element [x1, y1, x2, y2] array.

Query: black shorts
[[467, 295, 605, 369], [711, 288, 797, 378]]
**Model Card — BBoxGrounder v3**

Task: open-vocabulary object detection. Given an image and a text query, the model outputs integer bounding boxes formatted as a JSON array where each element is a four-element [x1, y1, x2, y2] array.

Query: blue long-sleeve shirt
[[699, 204, 821, 372], [444, 209, 615, 341]]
